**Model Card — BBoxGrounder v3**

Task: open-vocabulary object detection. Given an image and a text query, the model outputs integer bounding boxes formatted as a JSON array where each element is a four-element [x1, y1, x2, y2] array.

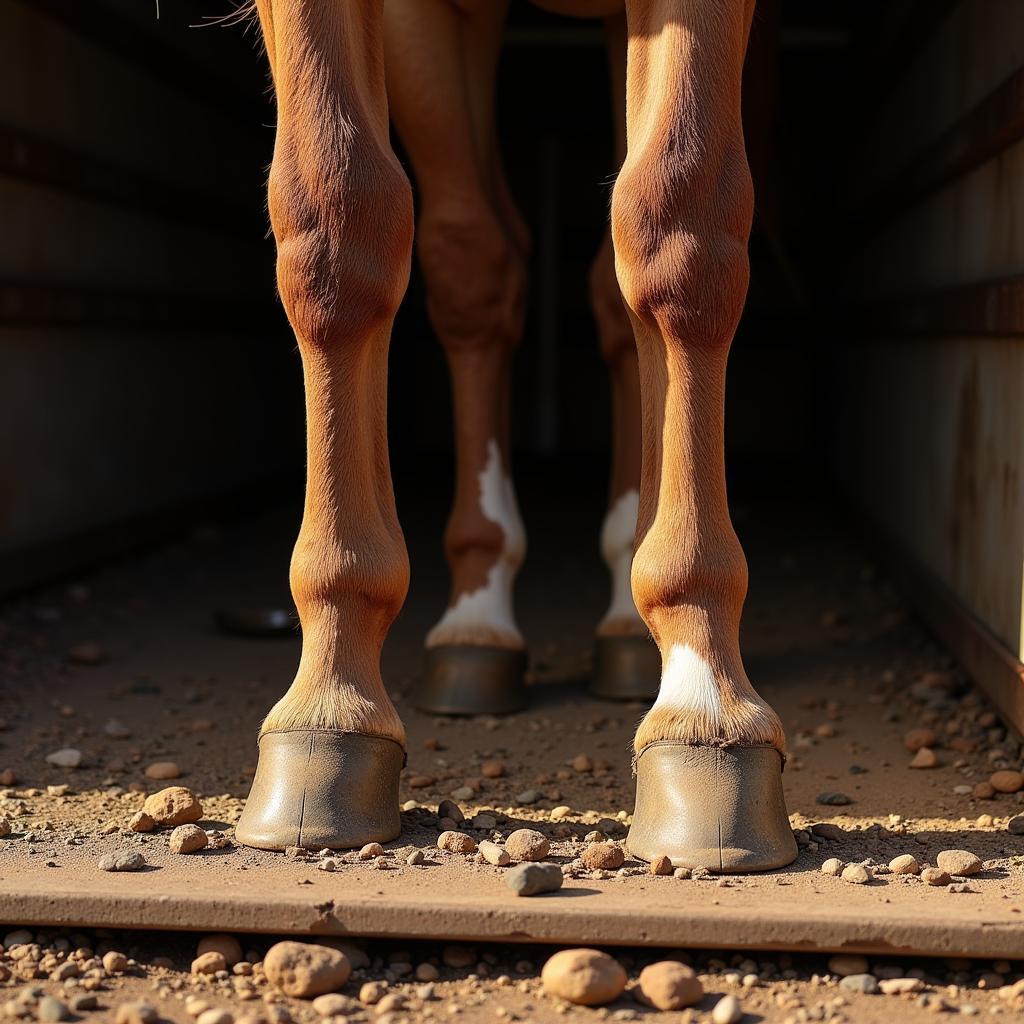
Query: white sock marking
[[427, 439, 525, 648], [652, 642, 724, 723], [598, 489, 645, 631]]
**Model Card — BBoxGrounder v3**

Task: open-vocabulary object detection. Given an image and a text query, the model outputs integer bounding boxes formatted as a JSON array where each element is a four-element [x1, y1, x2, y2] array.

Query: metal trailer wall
[[830, 0, 1024, 727], [0, 0, 301, 594]]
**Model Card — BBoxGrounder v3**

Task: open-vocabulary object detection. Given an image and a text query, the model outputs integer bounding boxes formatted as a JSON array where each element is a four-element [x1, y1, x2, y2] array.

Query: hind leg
[[615, 0, 795, 871]]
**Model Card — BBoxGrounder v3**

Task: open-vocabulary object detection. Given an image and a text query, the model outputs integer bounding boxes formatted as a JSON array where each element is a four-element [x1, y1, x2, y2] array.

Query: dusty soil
[[0, 469, 1023, 1020]]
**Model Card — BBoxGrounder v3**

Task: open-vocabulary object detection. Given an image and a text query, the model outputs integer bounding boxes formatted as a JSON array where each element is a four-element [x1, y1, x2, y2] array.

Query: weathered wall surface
[[831, 0, 1024, 663], [0, 0, 300, 586]]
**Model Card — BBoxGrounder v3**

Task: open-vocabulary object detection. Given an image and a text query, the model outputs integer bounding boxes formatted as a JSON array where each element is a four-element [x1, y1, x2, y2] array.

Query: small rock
[[973, 782, 995, 799], [263, 941, 351, 998], [406, 850, 425, 866], [935, 850, 982, 876], [820, 858, 844, 877], [712, 994, 743, 1024], [450, 786, 474, 801], [0, 769, 16, 786], [415, 963, 439, 982], [571, 755, 594, 773], [198, 935, 243, 967], [358, 842, 385, 860], [636, 961, 704, 1010], [128, 811, 155, 833], [829, 955, 869, 977], [103, 951, 129, 973], [441, 946, 475, 969], [581, 843, 624, 871], [98, 851, 145, 872], [921, 867, 951, 886], [841, 864, 872, 885], [196, 1011, 233, 1024], [37, 997, 70, 1022], [505, 828, 549, 862], [471, 812, 498, 830], [115, 1004, 158, 1024], [1007, 814, 1024, 835], [0, 819, 12, 838], [104, 719, 132, 739], [45, 749, 82, 769], [192, 951, 227, 975], [437, 799, 464, 824], [816, 792, 852, 806], [143, 787, 203, 826], [840, 974, 879, 994], [70, 996, 98, 1013], [145, 761, 180, 780], [989, 770, 1024, 794], [909, 747, 937, 769], [650, 855, 673, 876], [479, 840, 510, 866], [903, 727, 937, 752], [811, 822, 845, 841], [437, 831, 477, 854], [888, 854, 920, 875], [407, 775, 434, 789], [506, 861, 563, 896], [879, 978, 924, 994], [170, 824, 208, 855], [541, 949, 626, 1006], [516, 789, 541, 805], [311, 994, 359, 1018], [481, 760, 506, 778]]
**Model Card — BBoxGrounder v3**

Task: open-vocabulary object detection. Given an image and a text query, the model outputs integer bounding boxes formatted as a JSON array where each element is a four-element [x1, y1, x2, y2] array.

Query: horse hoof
[[416, 645, 528, 716], [589, 635, 660, 701], [626, 742, 798, 873], [235, 730, 403, 850]]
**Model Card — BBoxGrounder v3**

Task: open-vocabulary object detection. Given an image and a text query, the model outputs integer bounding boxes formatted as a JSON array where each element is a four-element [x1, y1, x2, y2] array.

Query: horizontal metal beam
[[0, 279, 280, 332], [0, 123, 261, 238]]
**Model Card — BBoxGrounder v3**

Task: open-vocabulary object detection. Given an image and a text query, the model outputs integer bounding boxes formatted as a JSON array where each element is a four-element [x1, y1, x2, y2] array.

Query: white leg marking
[[652, 642, 723, 724], [427, 439, 525, 648], [598, 489, 646, 634]]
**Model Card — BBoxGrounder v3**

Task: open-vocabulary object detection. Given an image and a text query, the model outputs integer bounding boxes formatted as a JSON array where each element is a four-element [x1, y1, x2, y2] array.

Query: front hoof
[[626, 743, 797, 873], [590, 635, 660, 702], [235, 730, 404, 851], [417, 644, 528, 716]]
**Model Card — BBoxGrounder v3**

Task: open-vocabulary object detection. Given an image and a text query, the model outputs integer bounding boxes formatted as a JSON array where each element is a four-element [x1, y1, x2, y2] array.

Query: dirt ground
[[1, 469, 1023, 1021]]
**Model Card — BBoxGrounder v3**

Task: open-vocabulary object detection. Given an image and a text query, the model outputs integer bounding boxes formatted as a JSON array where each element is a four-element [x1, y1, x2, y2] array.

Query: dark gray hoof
[[590, 634, 660, 702], [235, 730, 403, 851], [627, 742, 798, 873], [416, 645, 528, 716]]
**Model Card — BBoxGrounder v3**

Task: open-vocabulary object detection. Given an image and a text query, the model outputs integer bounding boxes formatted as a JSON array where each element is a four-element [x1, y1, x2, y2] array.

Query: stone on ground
[[263, 941, 351, 998], [541, 949, 626, 1006], [506, 862, 563, 897], [505, 828, 549, 862], [143, 786, 203, 826], [636, 961, 704, 1010]]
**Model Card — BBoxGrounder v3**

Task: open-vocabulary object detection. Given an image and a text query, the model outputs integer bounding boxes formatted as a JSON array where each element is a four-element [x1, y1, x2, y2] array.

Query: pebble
[[636, 961, 704, 1010], [170, 824, 209, 855], [921, 867, 951, 886], [1007, 814, 1024, 835], [820, 858, 844, 877], [516, 789, 541, 805], [128, 811, 155, 833], [989, 770, 1024, 793], [263, 941, 351, 998], [973, 782, 995, 799], [479, 840, 511, 866], [145, 761, 181, 780], [481, 760, 506, 778], [104, 719, 132, 739], [37, 997, 70, 1022], [903, 727, 937, 752], [70, 997, 97, 1013], [909, 747, 937, 769], [45, 749, 82, 769], [571, 755, 594, 772], [712, 994, 743, 1024], [359, 842, 385, 860], [828, 955, 869, 977], [441, 946, 475, 968], [103, 951, 129, 973], [879, 978, 924, 994], [541, 949, 626, 1006], [550, 806, 572, 820], [506, 861, 563, 896], [192, 951, 226, 975], [0, 819, 12, 839], [841, 864, 872, 885], [472, 812, 498, 829], [650, 855, 673, 876], [115, 1004, 158, 1024], [0, 769, 16, 786], [143, 787, 203, 826], [581, 843, 624, 871], [437, 831, 477, 854], [840, 974, 879, 994], [437, 800, 464, 824], [450, 786, 474, 801], [935, 849, 982, 876], [505, 828, 550, 862], [98, 851, 146, 872], [816, 792, 852, 806], [359, 981, 387, 1004], [198, 935, 243, 967], [311, 994, 360, 1017], [811, 823, 845, 841], [889, 854, 920, 875], [196, 1011, 232, 1024], [406, 850, 425, 866]]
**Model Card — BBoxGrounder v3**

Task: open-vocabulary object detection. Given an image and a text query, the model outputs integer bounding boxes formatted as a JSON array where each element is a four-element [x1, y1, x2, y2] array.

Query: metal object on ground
[[627, 743, 798, 873], [215, 607, 298, 637], [590, 634, 660, 702], [417, 645, 528, 716], [235, 730, 404, 851]]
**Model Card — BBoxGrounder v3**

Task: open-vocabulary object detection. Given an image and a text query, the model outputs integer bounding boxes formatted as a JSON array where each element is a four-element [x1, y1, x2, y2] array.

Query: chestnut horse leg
[[236, 0, 413, 850], [385, 0, 529, 715], [590, 13, 659, 701], [615, 0, 796, 870]]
